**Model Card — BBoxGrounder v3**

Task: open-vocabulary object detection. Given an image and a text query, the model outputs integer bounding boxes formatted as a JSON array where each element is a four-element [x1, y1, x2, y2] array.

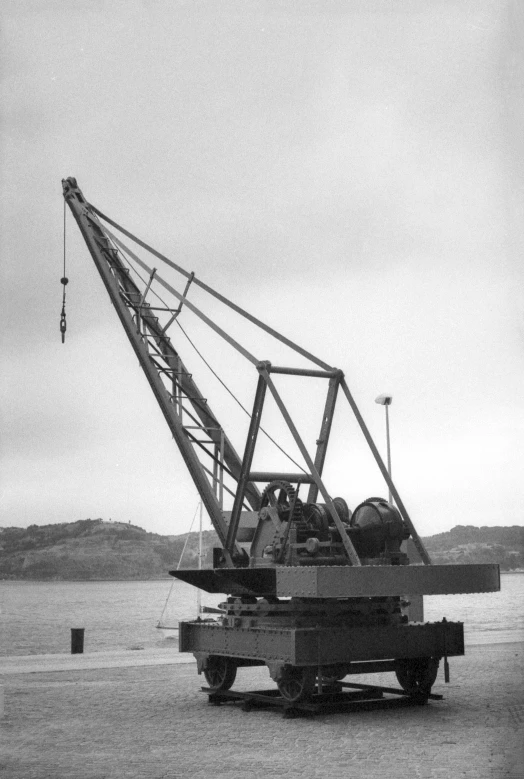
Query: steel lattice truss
[[62, 177, 430, 567]]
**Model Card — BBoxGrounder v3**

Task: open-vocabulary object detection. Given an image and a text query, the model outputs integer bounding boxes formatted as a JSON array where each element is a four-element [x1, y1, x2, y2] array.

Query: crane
[[63, 177, 499, 710]]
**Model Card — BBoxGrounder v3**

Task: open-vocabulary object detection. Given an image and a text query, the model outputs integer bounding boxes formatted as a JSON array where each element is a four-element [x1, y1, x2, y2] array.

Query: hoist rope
[[92, 204, 332, 370], [63, 199, 66, 278], [175, 320, 307, 474], [108, 234, 307, 473]]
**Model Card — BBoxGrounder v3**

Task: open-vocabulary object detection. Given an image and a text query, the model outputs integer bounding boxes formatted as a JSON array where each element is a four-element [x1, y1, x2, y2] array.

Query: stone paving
[[1, 643, 523, 779]]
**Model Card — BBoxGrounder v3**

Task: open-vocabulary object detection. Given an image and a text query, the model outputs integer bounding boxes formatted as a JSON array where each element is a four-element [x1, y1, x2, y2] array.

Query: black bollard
[[71, 628, 85, 654]]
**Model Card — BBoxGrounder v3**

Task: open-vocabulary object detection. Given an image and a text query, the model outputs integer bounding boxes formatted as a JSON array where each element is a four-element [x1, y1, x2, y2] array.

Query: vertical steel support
[[175, 357, 182, 417], [219, 429, 225, 509], [172, 359, 179, 417], [161, 271, 195, 333], [211, 430, 224, 509], [260, 369, 361, 566], [212, 443, 219, 499], [307, 374, 340, 503], [339, 379, 431, 565], [138, 268, 157, 309], [225, 371, 268, 556], [385, 403, 392, 504]]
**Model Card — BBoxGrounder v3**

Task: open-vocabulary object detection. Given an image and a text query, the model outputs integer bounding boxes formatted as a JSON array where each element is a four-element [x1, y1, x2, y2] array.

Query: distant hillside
[[0, 519, 219, 581], [0, 519, 522, 580], [421, 524, 524, 569]]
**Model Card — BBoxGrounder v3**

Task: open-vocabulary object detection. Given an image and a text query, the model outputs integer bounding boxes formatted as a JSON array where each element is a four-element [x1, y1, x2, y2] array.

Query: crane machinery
[[62, 177, 500, 711]]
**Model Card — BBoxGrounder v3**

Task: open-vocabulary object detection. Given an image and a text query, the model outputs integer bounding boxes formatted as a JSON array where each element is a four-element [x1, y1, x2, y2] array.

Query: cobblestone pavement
[[1, 644, 523, 779]]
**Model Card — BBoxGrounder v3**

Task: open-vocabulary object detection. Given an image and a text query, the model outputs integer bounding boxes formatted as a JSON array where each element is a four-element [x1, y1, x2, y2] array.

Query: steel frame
[[170, 562, 500, 598], [179, 619, 464, 665], [64, 178, 503, 711], [63, 177, 439, 568], [62, 179, 258, 562], [205, 683, 444, 718]]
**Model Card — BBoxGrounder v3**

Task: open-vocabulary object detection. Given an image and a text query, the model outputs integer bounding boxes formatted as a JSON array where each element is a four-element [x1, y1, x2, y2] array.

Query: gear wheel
[[260, 480, 304, 527]]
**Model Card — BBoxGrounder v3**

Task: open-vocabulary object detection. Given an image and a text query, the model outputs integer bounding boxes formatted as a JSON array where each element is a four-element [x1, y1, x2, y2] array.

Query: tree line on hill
[[421, 524, 524, 569], [0, 519, 216, 580], [0, 519, 522, 580]]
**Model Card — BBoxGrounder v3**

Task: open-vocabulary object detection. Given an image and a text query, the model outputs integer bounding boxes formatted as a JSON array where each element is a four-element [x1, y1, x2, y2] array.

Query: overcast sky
[[1, 0, 523, 539]]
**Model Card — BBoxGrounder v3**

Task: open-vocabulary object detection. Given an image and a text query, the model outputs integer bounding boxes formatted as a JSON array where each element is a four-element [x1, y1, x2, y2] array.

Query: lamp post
[[375, 394, 393, 504]]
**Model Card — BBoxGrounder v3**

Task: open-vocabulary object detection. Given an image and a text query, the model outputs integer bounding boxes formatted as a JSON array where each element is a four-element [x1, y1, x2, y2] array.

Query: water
[[425, 573, 524, 645], [0, 579, 223, 656], [1, 573, 522, 657]]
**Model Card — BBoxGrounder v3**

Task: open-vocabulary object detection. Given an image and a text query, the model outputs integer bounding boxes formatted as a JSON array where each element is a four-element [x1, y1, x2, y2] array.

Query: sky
[[1, 0, 523, 539]]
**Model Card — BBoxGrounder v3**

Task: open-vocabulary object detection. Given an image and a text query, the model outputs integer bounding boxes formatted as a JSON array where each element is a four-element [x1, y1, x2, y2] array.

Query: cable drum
[[350, 498, 409, 559]]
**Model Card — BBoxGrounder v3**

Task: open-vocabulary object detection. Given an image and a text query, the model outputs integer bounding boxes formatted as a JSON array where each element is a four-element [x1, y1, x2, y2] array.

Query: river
[[1, 572, 522, 656]]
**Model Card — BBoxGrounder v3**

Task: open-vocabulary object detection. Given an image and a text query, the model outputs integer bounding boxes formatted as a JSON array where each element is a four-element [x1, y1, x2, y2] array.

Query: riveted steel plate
[[178, 620, 464, 665], [179, 622, 295, 664], [171, 564, 499, 598], [276, 564, 500, 598], [295, 622, 464, 665], [170, 567, 277, 596]]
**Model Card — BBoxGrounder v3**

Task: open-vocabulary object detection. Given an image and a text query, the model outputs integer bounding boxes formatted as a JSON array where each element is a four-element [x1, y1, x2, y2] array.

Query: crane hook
[[60, 276, 68, 343]]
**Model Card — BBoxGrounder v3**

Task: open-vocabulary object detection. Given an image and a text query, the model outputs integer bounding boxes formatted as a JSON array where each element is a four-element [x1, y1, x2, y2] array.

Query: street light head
[[375, 394, 393, 406]]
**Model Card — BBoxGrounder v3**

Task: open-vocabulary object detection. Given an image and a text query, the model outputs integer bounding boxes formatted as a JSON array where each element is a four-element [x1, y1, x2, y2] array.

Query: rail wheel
[[395, 657, 439, 698], [277, 666, 315, 703], [203, 655, 237, 691]]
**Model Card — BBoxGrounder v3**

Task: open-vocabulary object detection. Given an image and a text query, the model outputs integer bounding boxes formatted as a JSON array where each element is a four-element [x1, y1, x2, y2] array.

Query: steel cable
[[106, 232, 306, 474]]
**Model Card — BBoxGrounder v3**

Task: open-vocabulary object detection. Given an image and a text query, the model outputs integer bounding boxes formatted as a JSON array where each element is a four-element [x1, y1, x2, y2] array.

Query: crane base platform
[[204, 681, 443, 718]]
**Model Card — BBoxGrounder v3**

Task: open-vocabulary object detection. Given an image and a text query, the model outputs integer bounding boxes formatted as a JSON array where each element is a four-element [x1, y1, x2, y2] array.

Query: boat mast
[[196, 501, 203, 619]]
